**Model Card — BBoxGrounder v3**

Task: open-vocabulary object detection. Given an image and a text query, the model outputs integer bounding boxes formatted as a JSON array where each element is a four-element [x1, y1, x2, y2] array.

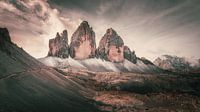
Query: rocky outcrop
[[97, 28, 124, 63], [123, 46, 137, 64], [0, 28, 11, 43], [47, 30, 69, 58], [0, 28, 12, 53], [69, 21, 96, 59]]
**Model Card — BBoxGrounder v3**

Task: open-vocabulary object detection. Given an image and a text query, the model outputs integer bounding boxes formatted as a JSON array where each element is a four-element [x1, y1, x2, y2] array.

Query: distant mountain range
[[154, 55, 200, 73]]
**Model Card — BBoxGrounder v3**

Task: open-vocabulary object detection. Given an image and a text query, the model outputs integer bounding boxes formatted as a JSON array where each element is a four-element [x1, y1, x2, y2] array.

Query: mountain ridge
[[154, 54, 200, 73]]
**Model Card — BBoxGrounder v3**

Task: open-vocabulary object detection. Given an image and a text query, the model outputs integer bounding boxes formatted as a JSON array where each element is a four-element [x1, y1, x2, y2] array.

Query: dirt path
[[0, 67, 51, 80]]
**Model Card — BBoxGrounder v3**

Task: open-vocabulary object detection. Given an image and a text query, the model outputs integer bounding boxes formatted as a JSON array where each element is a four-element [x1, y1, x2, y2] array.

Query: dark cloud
[[48, 0, 104, 12], [47, 0, 195, 17]]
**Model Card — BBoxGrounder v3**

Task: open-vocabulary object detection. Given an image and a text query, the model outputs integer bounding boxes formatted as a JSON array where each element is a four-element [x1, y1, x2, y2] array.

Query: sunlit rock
[[97, 28, 124, 62], [69, 21, 96, 59]]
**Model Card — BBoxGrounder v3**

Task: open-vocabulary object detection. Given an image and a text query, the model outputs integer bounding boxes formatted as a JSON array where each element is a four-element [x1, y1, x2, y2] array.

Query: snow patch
[[39, 57, 159, 73]]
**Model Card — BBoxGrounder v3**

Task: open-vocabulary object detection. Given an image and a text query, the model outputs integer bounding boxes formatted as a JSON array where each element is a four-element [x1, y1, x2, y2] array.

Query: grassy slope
[[0, 41, 100, 112]]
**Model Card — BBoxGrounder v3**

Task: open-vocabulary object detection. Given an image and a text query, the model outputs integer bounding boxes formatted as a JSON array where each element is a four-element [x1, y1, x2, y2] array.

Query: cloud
[[0, 0, 68, 58]]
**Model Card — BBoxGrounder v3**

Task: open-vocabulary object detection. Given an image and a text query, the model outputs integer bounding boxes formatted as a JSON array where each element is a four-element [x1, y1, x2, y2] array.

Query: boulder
[[47, 30, 69, 58], [97, 28, 124, 62], [69, 21, 96, 59]]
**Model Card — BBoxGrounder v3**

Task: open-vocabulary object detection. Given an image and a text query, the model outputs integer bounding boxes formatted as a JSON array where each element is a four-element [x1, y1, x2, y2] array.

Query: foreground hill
[[0, 28, 99, 112]]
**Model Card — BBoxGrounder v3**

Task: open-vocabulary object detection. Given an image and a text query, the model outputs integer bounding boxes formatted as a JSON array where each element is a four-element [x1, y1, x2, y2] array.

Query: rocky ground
[[56, 67, 200, 112]]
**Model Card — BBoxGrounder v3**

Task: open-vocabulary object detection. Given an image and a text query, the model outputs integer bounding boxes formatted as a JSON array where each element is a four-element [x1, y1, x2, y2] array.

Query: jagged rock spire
[[97, 28, 124, 62], [47, 30, 69, 58], [69, 21, 96, 59]]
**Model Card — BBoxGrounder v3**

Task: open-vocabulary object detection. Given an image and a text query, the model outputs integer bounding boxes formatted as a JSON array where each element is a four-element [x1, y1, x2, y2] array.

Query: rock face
[[48, 30, 69, 58], [97, 28, 124, 63], [0, 28, 12, 53], [123, 46, 137, 64], [0, 28, 11, 44], [69, 21, 96, 59]]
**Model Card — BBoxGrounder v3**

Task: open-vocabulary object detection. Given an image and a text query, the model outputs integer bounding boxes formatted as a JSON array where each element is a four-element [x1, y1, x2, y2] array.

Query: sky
[[0, 0, 200, 61]]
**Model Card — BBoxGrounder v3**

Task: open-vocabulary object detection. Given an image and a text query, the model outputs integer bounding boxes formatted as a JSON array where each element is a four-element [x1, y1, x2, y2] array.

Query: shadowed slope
[[0, 28, 100, 112]]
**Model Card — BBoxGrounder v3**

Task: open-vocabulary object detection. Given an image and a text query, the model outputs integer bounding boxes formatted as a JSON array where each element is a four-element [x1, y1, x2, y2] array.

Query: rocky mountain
[[0, 28, 99, 112], [69, 21, 96, 59], [47, 30, 69, 58], [46, 21, 155, 67], [97, 28, 124, 62], [154, 55, 200, 73], [43, 26, 160, 73]]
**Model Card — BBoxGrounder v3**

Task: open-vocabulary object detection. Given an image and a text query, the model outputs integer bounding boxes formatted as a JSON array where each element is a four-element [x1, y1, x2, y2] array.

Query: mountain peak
[[69, 21, 96, 59], [98, 28, 124, 62], [81, 20, 89, 25], [78, 21, 91, 30], [106, 28, 117, 36]]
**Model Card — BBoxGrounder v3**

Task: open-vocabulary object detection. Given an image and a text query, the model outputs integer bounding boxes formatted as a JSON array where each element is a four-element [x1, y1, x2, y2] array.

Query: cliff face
[[0, 28, 13, 54], [69, 21, 96, 60], [123, 46, 137, 64], [97, 28, 124, 62], [48, 30, 69, 58]]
